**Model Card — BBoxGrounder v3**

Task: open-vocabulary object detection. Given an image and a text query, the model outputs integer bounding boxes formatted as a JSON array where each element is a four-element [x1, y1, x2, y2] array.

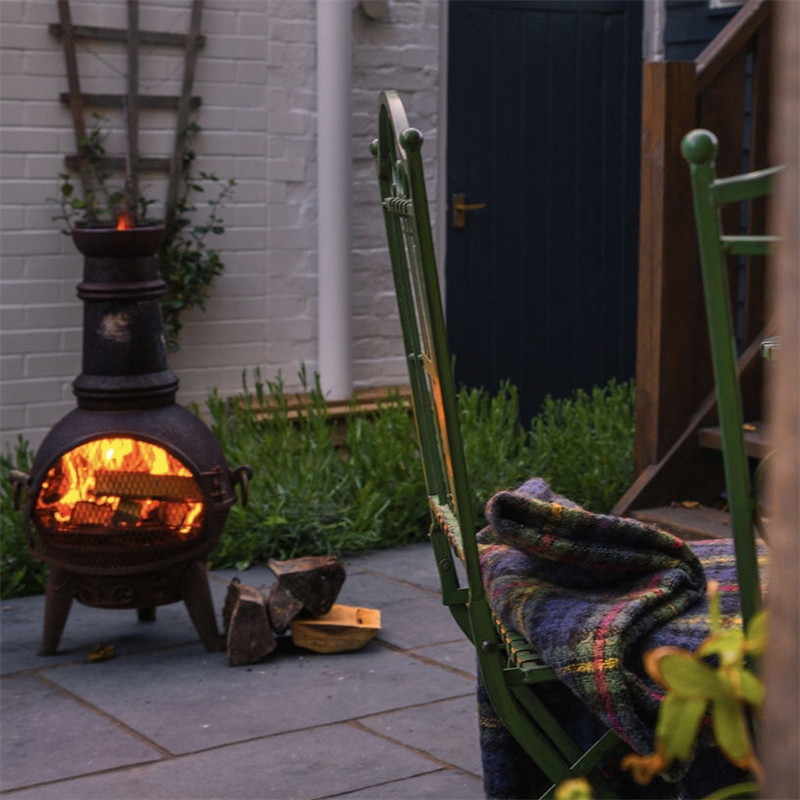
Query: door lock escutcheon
[[452, 193, 487, 229]]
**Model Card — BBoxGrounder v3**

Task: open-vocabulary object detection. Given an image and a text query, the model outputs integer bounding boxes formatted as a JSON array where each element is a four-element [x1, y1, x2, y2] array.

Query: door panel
[[446, 0, 642, 423]]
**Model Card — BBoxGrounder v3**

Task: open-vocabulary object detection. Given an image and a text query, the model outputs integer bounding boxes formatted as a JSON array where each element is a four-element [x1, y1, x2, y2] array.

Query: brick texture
[[0, 0, 441, 450]]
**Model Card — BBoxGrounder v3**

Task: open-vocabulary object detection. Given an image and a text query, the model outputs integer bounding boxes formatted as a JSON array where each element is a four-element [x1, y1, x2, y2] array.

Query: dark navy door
[[446, 0, 643, 423]]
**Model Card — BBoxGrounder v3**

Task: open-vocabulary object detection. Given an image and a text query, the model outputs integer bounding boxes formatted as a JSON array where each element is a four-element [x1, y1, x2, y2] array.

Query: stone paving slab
[[0, 594, 201, 675], [335, 770, 484, 799], [340, 544, 445, 593], [2, 723, 449, 800], [43, 642, 474, 755], [0, 674, 163, 791], [0, 544, 486, 800], [411, 640, 477, 677], [357, 694, 483, 776]]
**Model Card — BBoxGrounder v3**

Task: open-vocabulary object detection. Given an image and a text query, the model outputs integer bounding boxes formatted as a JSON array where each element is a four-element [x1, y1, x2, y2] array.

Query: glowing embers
[[36, 438, 204, 539]]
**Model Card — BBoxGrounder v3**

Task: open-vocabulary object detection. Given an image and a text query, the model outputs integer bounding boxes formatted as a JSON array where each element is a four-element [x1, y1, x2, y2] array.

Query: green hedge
[[0, 372, 634, 598]]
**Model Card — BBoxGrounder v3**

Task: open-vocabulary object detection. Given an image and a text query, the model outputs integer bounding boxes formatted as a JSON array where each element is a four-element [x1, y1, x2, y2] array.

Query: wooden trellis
[[50, 0, 206, 226]]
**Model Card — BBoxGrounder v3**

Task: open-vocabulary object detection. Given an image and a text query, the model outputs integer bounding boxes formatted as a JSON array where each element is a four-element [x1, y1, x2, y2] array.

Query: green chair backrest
[[371, 91, 483, 636], [372, 91, 632, 796], [681, 128, 781, 629]]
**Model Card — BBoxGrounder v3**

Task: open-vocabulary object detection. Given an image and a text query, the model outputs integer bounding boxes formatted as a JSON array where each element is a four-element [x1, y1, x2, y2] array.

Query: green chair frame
[[371, 89, 623, 798], [681, 128, 780, 631]]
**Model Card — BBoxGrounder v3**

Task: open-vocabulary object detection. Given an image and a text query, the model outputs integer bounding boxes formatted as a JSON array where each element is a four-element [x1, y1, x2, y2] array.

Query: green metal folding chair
[[371, 89, 623, 799], [681, 128, 780, 631]]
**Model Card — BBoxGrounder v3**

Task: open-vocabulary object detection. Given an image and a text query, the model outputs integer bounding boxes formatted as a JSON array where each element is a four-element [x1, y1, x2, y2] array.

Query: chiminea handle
[[8, 470, 30, 511], [230, 465, 253, 507]]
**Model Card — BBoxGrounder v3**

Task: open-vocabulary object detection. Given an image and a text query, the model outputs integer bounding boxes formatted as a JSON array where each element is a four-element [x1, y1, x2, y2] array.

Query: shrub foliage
[[0, 374, 634, 598]]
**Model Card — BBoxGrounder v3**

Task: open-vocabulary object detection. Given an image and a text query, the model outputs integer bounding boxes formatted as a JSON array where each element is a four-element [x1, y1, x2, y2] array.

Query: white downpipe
[[316, 0, 353, 400]]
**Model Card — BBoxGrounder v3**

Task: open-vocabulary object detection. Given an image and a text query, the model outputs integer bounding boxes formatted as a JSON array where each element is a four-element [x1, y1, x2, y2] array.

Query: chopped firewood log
[[223, 579, 276, 666], [290, 605, 381, 654], [267, 555, 346, 617], [222, 577, 243, 633], [70, 501, 114, 526], [95, 471, 204, 501], [112, 497, 142, 525], [267, 581, 304, 634]]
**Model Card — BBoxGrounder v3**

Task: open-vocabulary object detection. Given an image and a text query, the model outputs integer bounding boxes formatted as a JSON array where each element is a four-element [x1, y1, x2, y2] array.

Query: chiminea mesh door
[[31, 437, 208, 572]]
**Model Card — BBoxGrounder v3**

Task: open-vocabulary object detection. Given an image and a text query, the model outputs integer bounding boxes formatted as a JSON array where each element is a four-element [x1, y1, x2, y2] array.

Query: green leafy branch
[[52, 116, 235, 351], [622, 580, 767, 789], [53, 115, 155, 230], [160, 127, 235, 350]]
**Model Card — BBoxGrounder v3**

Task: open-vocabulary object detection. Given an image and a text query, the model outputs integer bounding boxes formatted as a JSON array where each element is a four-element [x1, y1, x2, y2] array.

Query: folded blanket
[[478, 478, 767, 764]]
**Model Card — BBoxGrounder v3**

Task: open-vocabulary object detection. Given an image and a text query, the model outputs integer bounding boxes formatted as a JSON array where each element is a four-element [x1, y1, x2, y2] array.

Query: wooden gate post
[[634, 61, 704, 475]]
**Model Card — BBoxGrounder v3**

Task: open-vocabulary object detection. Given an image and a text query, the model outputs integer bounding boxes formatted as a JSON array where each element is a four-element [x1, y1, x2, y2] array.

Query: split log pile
[[222, 555, 381, 666]]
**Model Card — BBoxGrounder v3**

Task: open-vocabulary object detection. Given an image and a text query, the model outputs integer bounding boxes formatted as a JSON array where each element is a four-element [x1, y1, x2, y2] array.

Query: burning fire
[[116, 211, 135, 230], [36, 438, 204, 537]]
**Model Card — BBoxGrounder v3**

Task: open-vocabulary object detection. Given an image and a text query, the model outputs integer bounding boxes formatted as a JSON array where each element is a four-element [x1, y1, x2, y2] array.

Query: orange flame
[[36, 438, 204, 538], [116, 211, 134, 230]]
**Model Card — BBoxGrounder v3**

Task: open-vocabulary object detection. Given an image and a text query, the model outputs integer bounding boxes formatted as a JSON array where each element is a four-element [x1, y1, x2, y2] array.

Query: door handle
[[453, 193, 487, 229]]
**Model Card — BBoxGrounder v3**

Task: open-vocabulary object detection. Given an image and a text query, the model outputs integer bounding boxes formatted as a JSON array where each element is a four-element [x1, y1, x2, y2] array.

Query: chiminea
[[11, 224, 251, 656]]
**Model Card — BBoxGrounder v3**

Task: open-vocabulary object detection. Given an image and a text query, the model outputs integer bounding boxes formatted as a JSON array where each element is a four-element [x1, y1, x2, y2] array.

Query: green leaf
[[698, 630, 746, 665], [712, 693, 752, 765], [656, 694, 707, 761], [708, 580, 722, 630], [658, 651, 723, 699], [731, 667, 765, 706]]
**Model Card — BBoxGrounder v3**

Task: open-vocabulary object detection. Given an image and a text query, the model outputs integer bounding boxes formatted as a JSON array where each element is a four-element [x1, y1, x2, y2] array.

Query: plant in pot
[[55, 118, 235, 351]]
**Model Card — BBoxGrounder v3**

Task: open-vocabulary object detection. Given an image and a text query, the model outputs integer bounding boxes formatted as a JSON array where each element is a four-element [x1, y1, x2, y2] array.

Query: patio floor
[[0, 542, 485, 799]]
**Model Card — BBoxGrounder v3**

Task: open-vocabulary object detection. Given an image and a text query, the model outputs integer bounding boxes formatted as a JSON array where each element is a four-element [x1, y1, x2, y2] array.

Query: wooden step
[[630, 504, 732, 541], [698, 421, 771, 459]]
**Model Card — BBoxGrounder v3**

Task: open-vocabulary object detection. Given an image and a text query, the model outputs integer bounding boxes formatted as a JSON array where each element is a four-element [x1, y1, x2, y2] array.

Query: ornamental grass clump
[[205, 367, 429, 571], [0, 438, 46, 599]]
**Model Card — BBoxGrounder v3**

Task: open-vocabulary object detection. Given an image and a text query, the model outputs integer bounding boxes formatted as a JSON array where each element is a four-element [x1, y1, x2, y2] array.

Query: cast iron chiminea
[[11, 224, 251, 656]]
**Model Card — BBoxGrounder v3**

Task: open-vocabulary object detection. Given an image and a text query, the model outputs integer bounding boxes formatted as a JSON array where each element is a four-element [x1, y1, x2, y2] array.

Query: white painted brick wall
[[0, 0, 442, 451]]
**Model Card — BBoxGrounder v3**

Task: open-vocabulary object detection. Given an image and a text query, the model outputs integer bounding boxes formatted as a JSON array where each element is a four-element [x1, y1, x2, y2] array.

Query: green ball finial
[[681, 129, 718, 165], [400, 127, 423, 153]]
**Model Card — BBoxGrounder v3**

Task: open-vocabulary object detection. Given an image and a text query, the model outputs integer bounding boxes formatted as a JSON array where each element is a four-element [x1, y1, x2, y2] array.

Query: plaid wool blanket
[[477, 479, 767, 796]]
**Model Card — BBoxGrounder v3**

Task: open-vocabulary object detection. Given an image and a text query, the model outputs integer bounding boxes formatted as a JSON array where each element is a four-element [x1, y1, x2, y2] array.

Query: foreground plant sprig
[[622, 581, 767, 786]]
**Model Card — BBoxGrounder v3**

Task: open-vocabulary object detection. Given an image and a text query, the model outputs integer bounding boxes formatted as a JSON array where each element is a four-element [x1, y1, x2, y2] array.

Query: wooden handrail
[[696, 0, 771, 90]]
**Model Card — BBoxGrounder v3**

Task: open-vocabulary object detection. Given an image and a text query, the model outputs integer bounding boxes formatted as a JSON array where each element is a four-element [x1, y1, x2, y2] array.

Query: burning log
[[222, 578, 275, 666], [70, 501, 114, 526], [266, 555, 346, 616], [95, 471, 204, 501], [112, 498, 142, 525]]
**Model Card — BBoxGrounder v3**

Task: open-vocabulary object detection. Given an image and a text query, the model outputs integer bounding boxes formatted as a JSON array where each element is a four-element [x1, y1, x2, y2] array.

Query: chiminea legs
[[37, 561, 223, 656], [39, 566, 75, 656], [180, 559, 224, 652]]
